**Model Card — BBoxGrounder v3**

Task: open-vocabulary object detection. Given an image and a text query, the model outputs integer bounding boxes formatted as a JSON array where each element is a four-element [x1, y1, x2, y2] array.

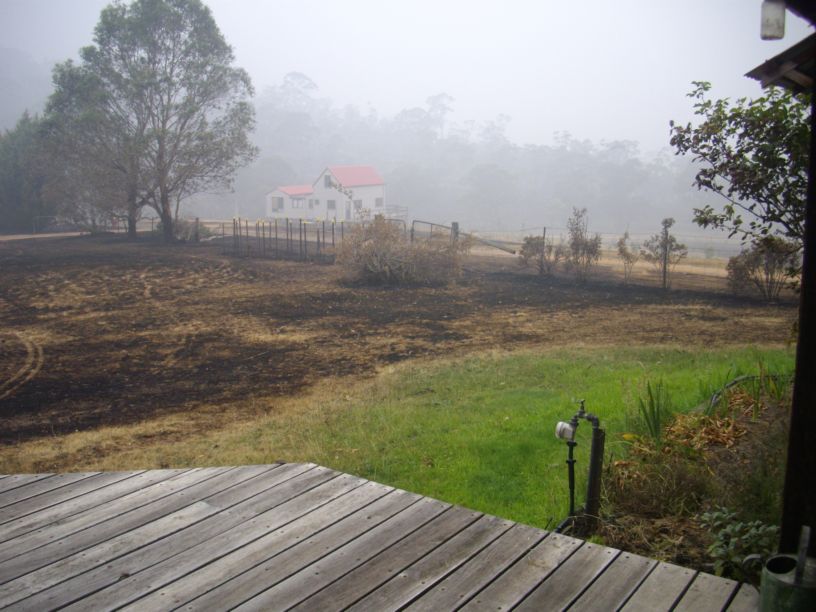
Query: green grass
[[237, 345, 794, 529]]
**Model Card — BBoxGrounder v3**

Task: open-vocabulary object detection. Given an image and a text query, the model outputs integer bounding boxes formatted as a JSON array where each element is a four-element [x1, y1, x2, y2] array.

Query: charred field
[[0, 234, 797, 449]]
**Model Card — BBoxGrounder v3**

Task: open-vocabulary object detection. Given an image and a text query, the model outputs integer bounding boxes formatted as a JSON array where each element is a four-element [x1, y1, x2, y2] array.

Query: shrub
[[565, 207, 602, 282], [700, 507, 778, 582], [641, 218, 687, 289], [518, 235, 566, 276], [726, 237, 799, 300], [155, 218, 210, 242], [616, 231, 640, 284], [339, 216, 469, 285]]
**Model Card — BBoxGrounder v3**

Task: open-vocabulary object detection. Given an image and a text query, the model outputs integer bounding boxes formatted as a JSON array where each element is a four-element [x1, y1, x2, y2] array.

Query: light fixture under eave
[[762, 0, 787, 40]]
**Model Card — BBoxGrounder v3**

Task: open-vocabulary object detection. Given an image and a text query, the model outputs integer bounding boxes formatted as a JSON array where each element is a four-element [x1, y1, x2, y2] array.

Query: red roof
[[325, 166, 384, 187], [277, 185, 313, 197]]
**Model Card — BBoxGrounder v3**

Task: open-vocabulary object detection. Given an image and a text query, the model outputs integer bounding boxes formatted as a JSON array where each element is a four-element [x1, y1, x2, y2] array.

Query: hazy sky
[[1, 0, 812, 152]]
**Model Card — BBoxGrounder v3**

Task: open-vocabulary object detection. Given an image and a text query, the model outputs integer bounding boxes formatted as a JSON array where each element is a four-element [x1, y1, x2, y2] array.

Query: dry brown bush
[[338, 216, 470, 285]]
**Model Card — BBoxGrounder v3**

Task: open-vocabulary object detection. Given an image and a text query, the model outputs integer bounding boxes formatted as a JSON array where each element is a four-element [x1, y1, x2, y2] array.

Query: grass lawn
[[230, 345, 795, 529], [2, 345, 793, 530]]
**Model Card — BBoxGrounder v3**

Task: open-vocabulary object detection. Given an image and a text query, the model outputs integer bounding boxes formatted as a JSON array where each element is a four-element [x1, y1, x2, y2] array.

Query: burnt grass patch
[[0, 235, 798, 444]]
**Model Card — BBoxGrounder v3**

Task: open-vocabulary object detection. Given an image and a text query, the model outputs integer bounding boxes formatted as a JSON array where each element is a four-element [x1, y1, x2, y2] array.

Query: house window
[[314, 199, 319, 207], [375, 197, 383, 208], [324, 175, 332, 187], [353, 200, 362, 210], [308, 199, 314, 209], [327, 200, 336, 210], [292, 199, 302, 209], [272, 197, 284, 210]]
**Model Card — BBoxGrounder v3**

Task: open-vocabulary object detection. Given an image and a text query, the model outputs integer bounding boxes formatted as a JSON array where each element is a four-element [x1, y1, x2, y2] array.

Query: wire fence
[[207, 216, 743, 294], [217, 217, 422, 262]]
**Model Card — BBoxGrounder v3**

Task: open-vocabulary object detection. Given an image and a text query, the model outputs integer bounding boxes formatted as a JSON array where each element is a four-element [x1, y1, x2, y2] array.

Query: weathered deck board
[[620, 561, 697, 611], [237, 496, 449, 611], [0, 469, 184, 544], [0, 471, 144, 526], [727, 583, 761, 611], [0, 464, 749, 611], [0, 474, 54, 495], [403, 524, 545, 611], [674, 571, 742, 611], [0, 472, 97, 509], [459, 532, 582, 610]]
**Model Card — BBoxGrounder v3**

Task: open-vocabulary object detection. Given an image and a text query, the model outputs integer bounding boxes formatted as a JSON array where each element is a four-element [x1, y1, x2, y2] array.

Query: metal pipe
[[584, 426, 606, 525]]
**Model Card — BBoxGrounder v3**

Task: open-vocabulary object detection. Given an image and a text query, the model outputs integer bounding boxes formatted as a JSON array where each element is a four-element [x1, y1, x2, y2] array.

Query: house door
[[345, 203, 352, 221]]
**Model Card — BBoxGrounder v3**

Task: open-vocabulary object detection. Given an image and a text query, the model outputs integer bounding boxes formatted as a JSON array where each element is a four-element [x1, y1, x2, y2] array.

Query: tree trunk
[[126, 177, 139, 239], [127, 212, 138, 238], [159, 188, 174, 242]]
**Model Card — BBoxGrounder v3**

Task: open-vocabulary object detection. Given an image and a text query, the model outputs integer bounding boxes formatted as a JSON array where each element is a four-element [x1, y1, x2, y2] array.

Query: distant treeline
[[189, 72, 720, 235]]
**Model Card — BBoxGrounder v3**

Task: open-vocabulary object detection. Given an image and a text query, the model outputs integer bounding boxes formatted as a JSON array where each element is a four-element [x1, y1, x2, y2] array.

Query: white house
[[265, 166, 386, 221], [265, 184, 314, 218]]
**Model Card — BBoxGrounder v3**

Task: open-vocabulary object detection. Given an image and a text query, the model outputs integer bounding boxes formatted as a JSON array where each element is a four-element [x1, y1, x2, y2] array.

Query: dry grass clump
[[601, 380, 791, 576], [338, 216, 470, 285]]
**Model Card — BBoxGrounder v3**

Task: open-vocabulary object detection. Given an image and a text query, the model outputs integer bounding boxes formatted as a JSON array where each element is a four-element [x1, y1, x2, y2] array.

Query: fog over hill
[[1, 0, 812, 236]]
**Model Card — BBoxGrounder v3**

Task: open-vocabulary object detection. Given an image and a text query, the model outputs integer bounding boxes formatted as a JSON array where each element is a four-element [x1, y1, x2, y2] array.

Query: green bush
[[700, 507, 778, 583], [726, 237, 799, 300]]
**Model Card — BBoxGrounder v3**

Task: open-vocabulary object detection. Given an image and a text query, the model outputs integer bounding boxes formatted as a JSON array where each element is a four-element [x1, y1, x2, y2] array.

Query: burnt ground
[[0, 234, 797, 444]]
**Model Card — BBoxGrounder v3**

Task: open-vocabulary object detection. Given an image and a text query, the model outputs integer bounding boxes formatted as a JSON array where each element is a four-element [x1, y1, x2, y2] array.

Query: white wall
[[311, 169, 386, 221]]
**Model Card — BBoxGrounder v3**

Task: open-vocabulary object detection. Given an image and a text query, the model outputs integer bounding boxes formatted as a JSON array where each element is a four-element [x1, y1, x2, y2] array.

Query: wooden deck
[[0, 464, 758, 610]]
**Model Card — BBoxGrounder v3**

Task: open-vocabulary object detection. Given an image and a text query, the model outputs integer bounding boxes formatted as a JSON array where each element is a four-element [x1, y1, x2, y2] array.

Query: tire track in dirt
[[0, 332, 44, 402], [137, 265, 205, 370]]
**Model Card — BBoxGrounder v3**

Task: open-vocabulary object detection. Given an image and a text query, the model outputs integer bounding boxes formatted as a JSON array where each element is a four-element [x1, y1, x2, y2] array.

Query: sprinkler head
[[555, 421, 576, 441]]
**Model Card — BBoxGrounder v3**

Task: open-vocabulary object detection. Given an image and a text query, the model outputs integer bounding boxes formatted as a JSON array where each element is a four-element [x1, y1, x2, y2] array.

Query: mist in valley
[[1, 0, 812, 241]]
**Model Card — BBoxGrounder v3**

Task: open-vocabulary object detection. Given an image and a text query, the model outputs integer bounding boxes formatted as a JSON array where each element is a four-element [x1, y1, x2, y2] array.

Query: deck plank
[[567, 551, 656, 611], [459, 532, 582, 611], [0, 468, 187, 545], [0, 474, 53, 495], [0, 501, 218, 607], [513, 543, 619, 610], [13, 463, 312, 610], [727, 583, 760, 611], [183, 482, 412, 610], [67, 467, 349, 610], [0, 472, 97, 509], [403, 523, 546, 611], [0, 465, 753, 611], [0, 466, 239, 580], [289, 505, 482, 611], [0, 471, 143, 526], [348, 514, 514, 611], [620, 561, 697, 611], [236, 496, 449, 611], [129, 474, 378, 610], [674, 571, 740, 612]]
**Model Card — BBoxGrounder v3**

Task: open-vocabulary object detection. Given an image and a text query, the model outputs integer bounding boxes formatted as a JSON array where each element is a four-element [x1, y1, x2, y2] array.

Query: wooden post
[[274, 218, 278, 258], [662, 225, 669, 289], [780, 93, 816, 555], [194, 217, 200, 243], [451, 221, 459, 245], [245, 219, 249, 257], [332, 220, 336, 248], [299, 219, 303, 259]]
